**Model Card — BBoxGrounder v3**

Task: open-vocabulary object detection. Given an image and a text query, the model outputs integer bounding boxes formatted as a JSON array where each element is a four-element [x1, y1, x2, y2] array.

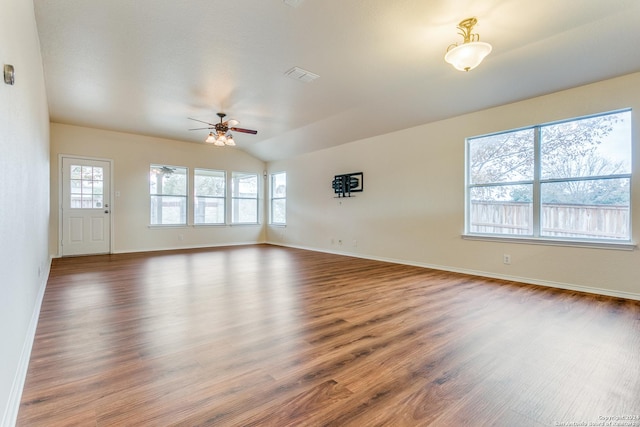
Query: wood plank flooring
[[18, 245, 640, 426]]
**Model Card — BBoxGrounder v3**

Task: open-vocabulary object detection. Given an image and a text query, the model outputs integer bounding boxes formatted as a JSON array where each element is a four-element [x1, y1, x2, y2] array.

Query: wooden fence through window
[[470, 201, 629, 240]]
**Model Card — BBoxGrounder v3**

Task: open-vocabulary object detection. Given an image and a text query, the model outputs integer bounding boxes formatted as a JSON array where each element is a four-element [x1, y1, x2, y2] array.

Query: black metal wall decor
[[332, 172, 363, 197]]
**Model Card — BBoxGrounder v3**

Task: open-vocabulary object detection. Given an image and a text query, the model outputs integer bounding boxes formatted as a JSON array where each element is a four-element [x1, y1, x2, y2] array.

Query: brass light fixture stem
[[457, 17, 480, 43]]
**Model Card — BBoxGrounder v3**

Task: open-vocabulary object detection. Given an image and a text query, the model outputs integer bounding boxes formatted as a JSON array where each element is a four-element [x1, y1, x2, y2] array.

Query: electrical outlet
[[503, 254, 511, 265], [352, 240, 357, 247]]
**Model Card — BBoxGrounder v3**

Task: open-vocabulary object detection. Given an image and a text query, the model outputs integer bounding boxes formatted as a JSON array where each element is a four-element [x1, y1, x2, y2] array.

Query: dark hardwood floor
[[18, 245, 640, 426]]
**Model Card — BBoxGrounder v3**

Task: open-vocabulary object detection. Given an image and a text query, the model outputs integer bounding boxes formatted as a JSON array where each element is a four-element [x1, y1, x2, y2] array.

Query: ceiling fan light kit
[[445, 17, 492, 72], [188, 112, 257, 147]]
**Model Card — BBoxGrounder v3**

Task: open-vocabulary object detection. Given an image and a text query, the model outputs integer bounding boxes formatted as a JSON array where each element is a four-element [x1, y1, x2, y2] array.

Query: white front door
[[61, 157, 112, 256]]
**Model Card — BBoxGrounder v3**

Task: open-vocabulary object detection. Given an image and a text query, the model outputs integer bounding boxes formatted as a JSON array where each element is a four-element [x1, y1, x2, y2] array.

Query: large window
[[231, 172, 258, 224], [150, 165, 188, 225], [466, 109, 632, 242], [270, 172, 287, 224], [194, 169, 225, 225]]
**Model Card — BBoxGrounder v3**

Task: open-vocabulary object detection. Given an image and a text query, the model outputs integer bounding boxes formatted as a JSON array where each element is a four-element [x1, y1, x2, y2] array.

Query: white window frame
[[464, 109, 634, 250], [270, 172, 287, 225]]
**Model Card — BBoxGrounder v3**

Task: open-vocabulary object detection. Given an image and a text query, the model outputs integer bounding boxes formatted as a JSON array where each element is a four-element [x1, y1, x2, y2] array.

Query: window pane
[[231, 172, 259, 224], [70, 165, 82, 179], [150, 195, 187, 225], [232, 173, 258, 197], [150, 165, 187, 196], [195, 169, 225, 197], [82, 180, 93, 193], [81, 195, 93, 208], [270, 172, 287, 225], [82, 166, 93, 180], [194, 196, 225, 224], [541, 111, 632, 179], [469, 185, 533, 235], [541, 178, 630, 240], [93, 181, 103, 195], [469, 129, 534, 184], [70, 180, 82, 194], [272, 199, 286, 224], [70, 197, 82, 209], [232, 198, 257, 223], [271, 173, 286, 197], [92, 196, 103, 209], [92, 167, 104, 181]]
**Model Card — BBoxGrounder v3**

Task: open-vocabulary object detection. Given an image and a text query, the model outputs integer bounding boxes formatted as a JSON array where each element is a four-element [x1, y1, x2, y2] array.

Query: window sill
[[462, 234, 636, 251], [148, 224, 189, 229]]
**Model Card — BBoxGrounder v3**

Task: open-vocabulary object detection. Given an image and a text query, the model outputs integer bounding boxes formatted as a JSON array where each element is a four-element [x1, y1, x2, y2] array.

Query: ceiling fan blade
[[188, 127, 213, 131], [230, 127, 258, 135], [188, 117, 216, 126]]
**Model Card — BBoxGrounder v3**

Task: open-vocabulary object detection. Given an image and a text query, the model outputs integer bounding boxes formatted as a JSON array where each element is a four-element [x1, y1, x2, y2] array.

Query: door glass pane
[[71, 180, 82, 194], [93, 181, 103, 195], [70, 165, 104, 209], [82, 195, 93, 208], [82, 166, 93, 180], [92, 196, 103, 209], [70, 166, 82, 179], [93, 167, 104, 180]]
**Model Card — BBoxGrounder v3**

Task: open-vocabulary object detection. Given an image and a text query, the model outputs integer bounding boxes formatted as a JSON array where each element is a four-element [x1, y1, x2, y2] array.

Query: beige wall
[[0, 0, 50, 424], [267, 72, 640, 299], [50, 124, 266, 255]]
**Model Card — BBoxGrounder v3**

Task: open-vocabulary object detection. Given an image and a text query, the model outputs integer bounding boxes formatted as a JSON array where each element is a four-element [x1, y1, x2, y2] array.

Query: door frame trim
[[58, 154, 114, 256]]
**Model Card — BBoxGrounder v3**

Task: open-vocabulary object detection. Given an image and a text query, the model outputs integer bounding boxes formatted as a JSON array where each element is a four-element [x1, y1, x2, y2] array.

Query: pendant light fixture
[[444, 17, 492, 72]]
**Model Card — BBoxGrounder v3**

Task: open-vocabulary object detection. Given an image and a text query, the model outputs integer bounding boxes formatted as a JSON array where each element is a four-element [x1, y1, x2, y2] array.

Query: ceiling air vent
[[284, 66, 319, 83], [283, 0, 305, 8]]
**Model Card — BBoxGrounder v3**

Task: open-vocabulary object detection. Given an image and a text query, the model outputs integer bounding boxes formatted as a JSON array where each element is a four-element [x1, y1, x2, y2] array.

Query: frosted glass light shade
[[445, 41, 492, 72], [205, 132, 216, 143]]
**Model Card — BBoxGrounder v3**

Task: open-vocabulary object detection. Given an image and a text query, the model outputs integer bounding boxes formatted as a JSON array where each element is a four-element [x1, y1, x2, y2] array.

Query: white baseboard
[[111, 240, 265, 255], [267, 242, 640, 301], [2, 256, 51, 427]]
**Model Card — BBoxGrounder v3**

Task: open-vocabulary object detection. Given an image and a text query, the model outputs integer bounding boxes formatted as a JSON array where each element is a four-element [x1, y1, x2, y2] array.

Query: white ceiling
[[33, 0, 640, 162]]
